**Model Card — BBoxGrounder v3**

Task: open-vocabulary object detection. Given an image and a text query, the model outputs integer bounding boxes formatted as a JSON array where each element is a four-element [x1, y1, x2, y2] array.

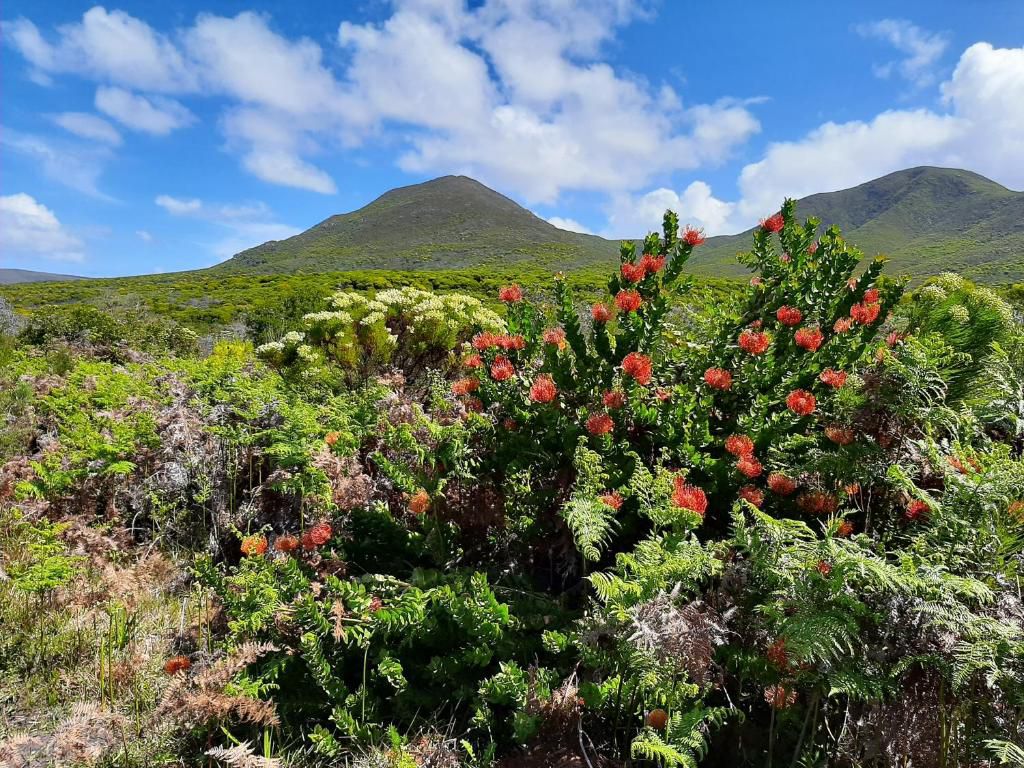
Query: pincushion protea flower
[[409, 489, 430, 515], [498, 284, 523, 302], [704, 367, 732, 390], [760, 213, 785, 233], [725, 434, 755, 457], [737, 456, 763, 478], [816, 560, 833, 577], [639, 253, 666, 273], [819, 368, 847, 388], [543, 327, 567, 347], [738, 330, 770, 355], [325, 431, 340, 447], [851, 301, 881, 325], [602, 390, 626, 409], [622, 352, 653, 385], [463, 353, 483, 369], [655, 387, 672, 401], [308, 521, 333, 547], [163, 656, 191, 675], [833, 317, 854, 333], [615, 290, 642, 313], [836, 520, 855, 537], [472, 331, 499, 350], [529, 374, 557, 403], [766, 638, 788, 668], [764, 684, 797, 710], [768, 472, 798, 496], [620, 262, 646, 283], [591, 303, 611, 323], [798, 490, 838, 515], [274, 534, 299, 553], [240, 535, 267, 557], [599, 490, 623, 510], [739, 485, 764, 508], [497, 334, 526, 350], [786, 389, 816, 416], [586, 413, 614, 436], [825, 425, 856, 446], [863, 288, 880, 304], [794, 327, 824, 351], [490, 356, 515, 381], [451, 378, 479, 396], [906, 499, 929, 521], [682, 225, 706, 247], [807, 242, 819, 254], [776, 306, 802, 326], [671, 477, 708, 517]]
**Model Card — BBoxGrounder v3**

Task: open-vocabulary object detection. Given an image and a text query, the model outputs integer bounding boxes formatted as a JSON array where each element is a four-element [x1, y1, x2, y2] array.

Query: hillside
[[216, 175, 619, 273], [689, 167, 1024, 281], [0, 268, 86, 284]]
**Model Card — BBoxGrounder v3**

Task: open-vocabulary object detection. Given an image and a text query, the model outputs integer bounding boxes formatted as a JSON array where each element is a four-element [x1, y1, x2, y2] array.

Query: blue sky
[[2, 0, 1023, 277]]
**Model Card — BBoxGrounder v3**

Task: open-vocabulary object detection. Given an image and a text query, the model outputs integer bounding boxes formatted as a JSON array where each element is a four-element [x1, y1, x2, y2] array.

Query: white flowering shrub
[[257, 286, 504, 383]]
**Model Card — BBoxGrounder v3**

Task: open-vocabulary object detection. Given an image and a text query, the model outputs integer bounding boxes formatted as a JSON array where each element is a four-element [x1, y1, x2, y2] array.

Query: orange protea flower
[[164, 656, 191, 675], [737, 456, 763, 478], [794, 327, 824, 352], [498, 284, 523, 302], [798, 490, 838, 515], [308, 521, 333, 547], [767, 472, 798, 496], [851, 301, 881, 325], [591, 303, 612, 323], [786, 389, 816, 416], [825, 425, 856, 446], [765, 684, 798, 710], [833, 317, 854, 333], [682, 226, 706, 247], [620, 262, 646, 283], [274, 534, 299, 553], [543, 327, 567, 348], [766, 638, 788, 668], [646, 708, 669, 730], [325, 431, 341, 447], [463, 396, 484, 413], [240, 535, 268, 557], [599, 490, 624, 510], [760, 213, 785, 233], [622, 352, 653, 385], [671, 477, 708, 517], [738, 329, 770, 355], [615, 289, 643, 313], [776, 306, 803, 326], [739, 485, 764, 508], [704, 367, 732, 390], [463, 353, 483, 369], [451, 377, 479, 396], [529, 374, 557, 403], [586, 412, 614, 436], [602, 390, 626, 409], [409, 489, 430, 515], [863, 288, 880, 304], [836, 520, 855, 537], [905, 499, 929, 521], [497, 334, 526, 351], [819, 368, 847, 388], [844, 482, 861, 495], [725, 434, 755, 457], [639, 252, 666, 274], [490, 355, 515, 382], [816, 560, 832, 577], [472, 331, 499, 350]]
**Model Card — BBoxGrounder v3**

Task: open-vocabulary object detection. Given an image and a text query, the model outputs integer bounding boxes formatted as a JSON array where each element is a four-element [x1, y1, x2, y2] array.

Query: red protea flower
[[844, 482, 861, 495], [586, 412, 614, 436], [798, 490, 838, 515], [833, 317, 854, 333], [836, 520, 855, 537], [274, 534, 299, 553], [472, 332, 499, 350], [760, 213, 785, 233], [749, 319, 764, 330], [308, 521, 333, 547], [325, 431, 340, 447], [639, 253, 666, 274], [819, 368, 847, 388], [655, 387, 672, 401], [768, 472, 798, 496], [451, 377, 479, 396], [766, 638, 788, 667], [825, 425, 856, 446], [739, 485, 765, 508], [499, 284, 523, 303], [622, 352, 653, 385], [529, 374, 557, 403], [163, 656, 191, 675], [497, 334, 526, 351], [599, 490, 624, 510], [738, 329, 770, 355], [602, 390, 626, 409], [704, 367, 732, 390], [776, 306, 803, 326], [672, 477, 708, 517], [503, 417, 517, 430], [240, 534, 268, 557], [490, 356, 515, 381], [368, 596, 384, 613], [807, 242, 819, 255], [765, 684, 797, 710], [794, 327, 824, 352], [905, 499, 929, 521], [682, 226, 706, 247], [543, 327, 567, 348], [725, 434, 755, 457], [409, 489, 430, 515], [863, 288, 880, 304], [816, 560, 833, 577], [615, 289, 643, 313], [591, 303, 611, 323], [620, 262, 646, 283], [850, 301, 881, 325], [463, 353, 483, 369], [737, 456, 763, 478], [463, 396, 483, 413], [786, 389, 816, 416]]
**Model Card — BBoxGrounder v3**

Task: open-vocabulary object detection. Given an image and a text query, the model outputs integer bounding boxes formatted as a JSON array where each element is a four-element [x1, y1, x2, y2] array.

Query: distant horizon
[[2, 1, 1023, 276]]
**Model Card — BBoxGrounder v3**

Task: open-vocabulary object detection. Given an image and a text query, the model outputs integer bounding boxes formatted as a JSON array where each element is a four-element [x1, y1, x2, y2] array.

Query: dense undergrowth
[[1, 202, 1024, 767]]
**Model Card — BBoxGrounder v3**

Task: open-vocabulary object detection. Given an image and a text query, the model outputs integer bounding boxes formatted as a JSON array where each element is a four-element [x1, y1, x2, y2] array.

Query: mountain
[[215, 175, 619, 274], [688, 167, 1024, 281], [0, 269, 86, 285]]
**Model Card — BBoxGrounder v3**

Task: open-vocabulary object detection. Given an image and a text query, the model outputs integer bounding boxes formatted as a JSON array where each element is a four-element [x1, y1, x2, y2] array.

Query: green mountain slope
[[688, 167, 1024, 281], [215, 175, 619, 273]]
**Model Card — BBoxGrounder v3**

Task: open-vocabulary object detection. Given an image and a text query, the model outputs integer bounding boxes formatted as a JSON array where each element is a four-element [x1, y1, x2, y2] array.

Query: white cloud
[[51, 112, 121, 145], [1, 131, 114, 199], [95, 86, 194, 135], [155, 195, 202, 215], [605, 181, 735, 238], [547, 216, 593, 235], [136, 229, 153, 242], [0, 193, 84, 262], [154, 194, 300, 259], [856, 19, 949, 87]]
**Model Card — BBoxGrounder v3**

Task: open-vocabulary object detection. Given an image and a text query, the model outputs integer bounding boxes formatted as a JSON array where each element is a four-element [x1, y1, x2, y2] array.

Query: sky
[[2, 1, 1024, 277]]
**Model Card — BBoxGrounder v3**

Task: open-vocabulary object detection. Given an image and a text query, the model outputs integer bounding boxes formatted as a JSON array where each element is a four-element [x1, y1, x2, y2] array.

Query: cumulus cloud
[[605, 181, 735, 238], [52, 112, 122, 145], [154, 194, 300, 259], [1, 130, 114, 199], [546, 216, 593, 235], [0, 193, 84, 262], [95, 86, 194, 135], [155, 195, 202, 215], [855, 19, 949, 87]]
